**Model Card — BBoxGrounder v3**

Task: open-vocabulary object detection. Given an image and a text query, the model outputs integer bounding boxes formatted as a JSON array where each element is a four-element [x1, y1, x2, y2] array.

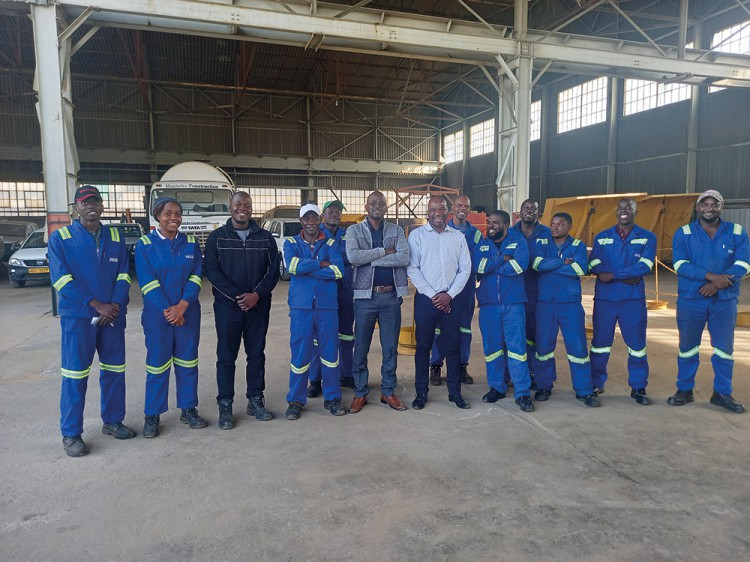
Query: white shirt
[[407, 223, 471, 299]]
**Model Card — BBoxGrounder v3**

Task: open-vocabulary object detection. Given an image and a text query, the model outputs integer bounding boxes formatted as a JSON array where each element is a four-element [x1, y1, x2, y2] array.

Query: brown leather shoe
[[348, 396, 367, 414], [380, 394, 407, 411]]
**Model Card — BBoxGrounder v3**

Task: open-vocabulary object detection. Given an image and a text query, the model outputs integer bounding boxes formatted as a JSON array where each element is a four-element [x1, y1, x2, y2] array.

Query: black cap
[[73, 185, 102, 203]]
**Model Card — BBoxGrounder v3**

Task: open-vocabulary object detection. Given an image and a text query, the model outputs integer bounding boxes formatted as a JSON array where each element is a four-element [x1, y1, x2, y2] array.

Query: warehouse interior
[[1, 1, 750, 560]]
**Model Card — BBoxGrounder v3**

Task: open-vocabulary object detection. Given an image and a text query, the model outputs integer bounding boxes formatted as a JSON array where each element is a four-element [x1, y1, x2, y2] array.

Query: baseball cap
[[696, 189, 724, 205], [322, 200, 346, 212], [299, 203, 322, 218], [73, 185, 102, 203]]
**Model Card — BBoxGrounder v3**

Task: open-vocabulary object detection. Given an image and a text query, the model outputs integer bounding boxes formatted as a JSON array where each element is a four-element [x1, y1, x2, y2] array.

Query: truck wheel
[[279, 254, 290, 281]]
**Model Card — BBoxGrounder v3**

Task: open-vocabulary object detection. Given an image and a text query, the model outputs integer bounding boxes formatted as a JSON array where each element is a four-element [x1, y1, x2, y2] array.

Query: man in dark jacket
[[204, 191, 280, 429]]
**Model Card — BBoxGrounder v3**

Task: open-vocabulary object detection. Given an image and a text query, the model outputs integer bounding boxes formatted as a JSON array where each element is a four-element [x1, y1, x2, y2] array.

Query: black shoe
[[218, 399, 234, 430], [460, 364, 474, 385], [593, 386, 605, 397], [247, 394, 274, 421], [412, 393, 428, 410], [482, 388, 506, 403], [306, 380, 322, 398], [285, 402, 303, 420], [534, 389, 551, 401], [710, 392, 746, 413], [630, 388, 652, 405], [576, 394, 601, 408], [529, 374, 537, 391], [667, 389, 694, 406], [180, 408, 208, 429], [449, 394, 470, 409], [62, 436, 88, 457], [324, 398, 347, 416], [516, 396, 535, 412], [101, 422, 136, 439], [429, 364, 442, 386], [340, 376, 356, 389], [142, 415, 160, 438]]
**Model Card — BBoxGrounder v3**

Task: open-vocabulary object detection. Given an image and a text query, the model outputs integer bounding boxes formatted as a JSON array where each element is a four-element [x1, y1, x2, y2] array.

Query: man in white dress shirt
[[407, 196, 472, 410]]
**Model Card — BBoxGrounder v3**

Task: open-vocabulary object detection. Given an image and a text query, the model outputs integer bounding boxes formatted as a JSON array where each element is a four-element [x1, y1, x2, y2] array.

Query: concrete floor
[[1, 269, 749, 561]]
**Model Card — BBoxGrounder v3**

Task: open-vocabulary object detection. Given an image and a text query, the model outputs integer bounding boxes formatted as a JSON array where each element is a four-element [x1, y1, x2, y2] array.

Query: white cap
[[299, 203, 321, 218]]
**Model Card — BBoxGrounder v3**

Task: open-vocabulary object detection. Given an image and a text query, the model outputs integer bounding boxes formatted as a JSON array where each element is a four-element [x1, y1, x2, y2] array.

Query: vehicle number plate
[[28, 267, 49, 274]]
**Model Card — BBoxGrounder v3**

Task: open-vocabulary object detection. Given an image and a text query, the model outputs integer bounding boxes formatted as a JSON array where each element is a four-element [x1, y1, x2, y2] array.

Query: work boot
[[710, 392, 745, 413], [340, 376, 356, 389], [218, 399, 234, 430], [460, 364, 474, 385], [516, 396, 535, 412], [142, 415, 160, 438], [667, 389, 694, 406], [449, 394, 470, 409], [180, 407, 208, 429], [482, 388, 506, 403], [534, 389, 551, 401], [576, 394, 601, 408], [101, 422, 137, 439], [62, 436, 89, 457], [247, 394, 274, 421], [307, 380, 322, 398], [324, 398, 347, 416], [285, 402, 303, 420], [593, 386, 606, 397], [429, 364, 442, 386], [630, 388, 652, 405]]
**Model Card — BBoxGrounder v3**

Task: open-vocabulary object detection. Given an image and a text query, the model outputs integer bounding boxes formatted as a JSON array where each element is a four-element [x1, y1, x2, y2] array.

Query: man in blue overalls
[[532, 212, 599, 407], [307, 199, 355, 397], [669, 189, 749, 413], [284, 204, 346, 420], [429, 195, 482, 386], [588, 198, 656, 405], [49, 185, 135, 457]]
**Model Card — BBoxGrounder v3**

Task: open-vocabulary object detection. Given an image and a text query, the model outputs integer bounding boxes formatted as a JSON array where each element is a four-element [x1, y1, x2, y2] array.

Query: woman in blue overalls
[[135, 197, 206, 438]]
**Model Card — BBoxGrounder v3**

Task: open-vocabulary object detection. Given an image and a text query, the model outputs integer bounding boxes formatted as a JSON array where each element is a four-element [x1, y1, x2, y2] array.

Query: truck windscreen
[[152, 189, 232, 215]]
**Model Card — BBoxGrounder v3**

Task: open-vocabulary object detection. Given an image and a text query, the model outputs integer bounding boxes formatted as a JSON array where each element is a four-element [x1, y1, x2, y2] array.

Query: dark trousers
[[414, 292, 463, 397], [214, 299, 271, 403]]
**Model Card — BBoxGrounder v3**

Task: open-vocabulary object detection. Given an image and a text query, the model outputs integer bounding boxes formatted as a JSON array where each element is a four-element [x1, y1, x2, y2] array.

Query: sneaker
[[630, 388, 652, 405], [218, 400, 234, 430], [101, 422, 137, 439], [180, 408, 208, 429], [516, 396, 535, 412], [412, 393, 428, 410], [62, 436, 89, 457], [534, 389, 551, 401], [340, 376, 356, 389], [482, 388, 506, 403], [324, 398, 347, 416], [142, 415, 160, 438], [593, 386, 605, 397], [285, 402, 303, 420], [429, 364, 442, 386], [449, 394, 470, 409], [709, 392, 745, 413], [667, 389, 694, 406], [460, 364, 474, 385], [247, 394, 274, 421], [576, 394, 601, 408], [306, 380, 322, 398]]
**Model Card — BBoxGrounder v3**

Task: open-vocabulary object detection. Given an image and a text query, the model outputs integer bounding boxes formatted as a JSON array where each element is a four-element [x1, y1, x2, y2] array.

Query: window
[[530, 100, 541, 141], [557, 77, 608, 133], [623, 79, 692, 115], [709, 20, 750, 92], [443, 130, 464, 164], [469, 119, 495, 157]]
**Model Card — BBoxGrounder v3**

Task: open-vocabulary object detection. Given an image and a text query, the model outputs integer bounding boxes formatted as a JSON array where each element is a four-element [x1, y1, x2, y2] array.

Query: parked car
[[0, 221, 39, 264], [261, 218, 302, 281], [7, 229, 49, 288], [110, 223, 145, 265]]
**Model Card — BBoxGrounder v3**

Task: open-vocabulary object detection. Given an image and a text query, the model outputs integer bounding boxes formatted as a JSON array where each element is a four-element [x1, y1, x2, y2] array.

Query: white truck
[[149, 161, 235, 248]]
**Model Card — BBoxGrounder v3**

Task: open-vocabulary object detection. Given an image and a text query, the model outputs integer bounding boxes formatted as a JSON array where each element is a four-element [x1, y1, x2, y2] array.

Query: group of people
[[49, 186, 748, 458]]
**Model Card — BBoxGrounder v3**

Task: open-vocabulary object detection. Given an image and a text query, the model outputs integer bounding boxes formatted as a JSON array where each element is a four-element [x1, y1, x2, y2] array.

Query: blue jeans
[[351, 291, 402, 398]]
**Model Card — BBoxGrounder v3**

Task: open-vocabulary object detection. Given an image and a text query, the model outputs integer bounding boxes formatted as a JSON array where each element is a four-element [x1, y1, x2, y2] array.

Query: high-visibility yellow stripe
[[478, 257, 488, 274], [187, 235, 196, 243], [54, 274, 73, 291], [288, 237, 297, 244], [99, 362, 126, 373], [59, 226, 71, 240], [735, 260, 750, 274], [506, 243, 517, 249], [146, 358, 173, 375], [329, 265, 343, 279], [588, 258, 602, 270], [61, 366, 91, 379], [536, 351, 555, 362], [109, 228, 120, 242], [627, 346, 647, 358], [681, 225, 691, 235], [326, 238, 335, 246], [674, 260, 688, 271], [572, 239, 581, 246], [117, 273, 131, 284], [630, 238, 648, 244], [189, 274, 202, 287], [639, 257, 654, 270], [713, 347, 734, 360], [590, 346, 611, 354], [571, 263, 585, 277], [485, 350, 504, 362], [678, 345, 700, 359], [313, 339, 318, 346], [507, 350, 527, 362], [434, 328, 441, 335], [140, 235, 151, 245], [459, 327, 472, 334], [173, 356, 199, 368], [509, 259, 523, 274], [733, 223, 742, 235], [537, 238, 548, 245], [479, 245, 489, 251], [141, 280, 161, 295], [338, 333, 355, 341], [597, 238, 613, 245], [532, 256, 543, 270], [526, 339, 536, 347], [290, 361, 310, 374], [289, 256, 299, 275], [473, 230, 482, 244], [321, 357, 340, 368], [567, 353, 590, 364]]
